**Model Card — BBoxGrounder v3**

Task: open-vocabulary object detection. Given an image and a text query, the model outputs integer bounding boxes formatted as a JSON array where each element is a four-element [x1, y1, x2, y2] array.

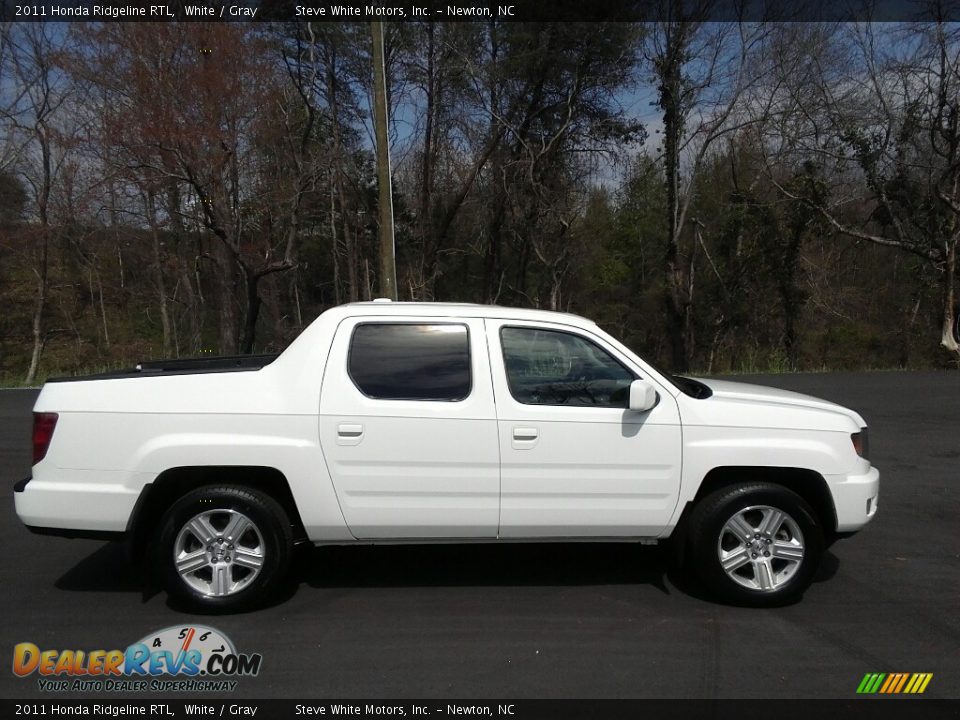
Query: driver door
[[487, 320, 682, 537]]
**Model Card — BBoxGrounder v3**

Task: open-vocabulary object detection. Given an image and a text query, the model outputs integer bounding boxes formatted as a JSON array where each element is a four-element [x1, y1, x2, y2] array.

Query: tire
[[687, 482, 823, 606], [154, 485, 294, 613]]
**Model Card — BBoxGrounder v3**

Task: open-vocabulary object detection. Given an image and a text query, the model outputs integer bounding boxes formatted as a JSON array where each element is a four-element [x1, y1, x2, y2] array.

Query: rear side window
[[348, 323, 471, 401]]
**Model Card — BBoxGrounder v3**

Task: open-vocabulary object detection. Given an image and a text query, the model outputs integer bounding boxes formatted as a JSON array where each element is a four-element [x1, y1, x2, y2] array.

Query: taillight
[[32, 412, 58, 465], [851, 429, 869, 460]]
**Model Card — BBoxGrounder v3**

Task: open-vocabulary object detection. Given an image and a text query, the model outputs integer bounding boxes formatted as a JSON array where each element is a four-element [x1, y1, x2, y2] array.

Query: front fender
[[665, 426, 862, 534]]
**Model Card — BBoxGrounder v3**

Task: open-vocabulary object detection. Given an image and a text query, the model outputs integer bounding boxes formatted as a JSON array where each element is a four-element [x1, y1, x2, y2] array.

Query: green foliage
[[0, 173, 27, 223], [0, 20, 953, 381]]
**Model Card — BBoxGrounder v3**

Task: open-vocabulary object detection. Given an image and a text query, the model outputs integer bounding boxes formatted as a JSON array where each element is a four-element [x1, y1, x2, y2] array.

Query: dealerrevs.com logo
[[12, 625, 262, 693]]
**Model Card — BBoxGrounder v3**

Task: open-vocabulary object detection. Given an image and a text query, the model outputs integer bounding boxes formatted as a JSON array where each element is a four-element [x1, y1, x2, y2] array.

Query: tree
[[3, 24, 72, 382], [76, 24, 301, 354], [394, 22, 477, 298], [467, 21, 645, 305], [760, 19, 960, 359], [646, 7, 772, 370], [370, 20, 397, 300]]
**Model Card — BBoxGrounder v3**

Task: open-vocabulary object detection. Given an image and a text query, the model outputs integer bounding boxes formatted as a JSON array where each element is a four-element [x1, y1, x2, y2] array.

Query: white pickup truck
[[15, 301, 879, 611]]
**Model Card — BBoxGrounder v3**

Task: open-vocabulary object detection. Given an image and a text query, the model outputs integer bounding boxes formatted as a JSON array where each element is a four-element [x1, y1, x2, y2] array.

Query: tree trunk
[[217, 244, 238, 354], [659, 22, 692, 372], [371, 20, 397, 301], [240, 265, 262, 354], [418, 23, 437, 299], [941, 236, 959, 354], [25, 125, 52, 385], [779, 224, 805, 369], [181, 261, 200, 354], [165, 183, 199, 354], [325, 53, 357, 303], [483, 193, 508, 304], [147, 191, 173, 356], [97, 269, 110, 350], [329, 186, 341, 305], [25, 235, 47, 384]]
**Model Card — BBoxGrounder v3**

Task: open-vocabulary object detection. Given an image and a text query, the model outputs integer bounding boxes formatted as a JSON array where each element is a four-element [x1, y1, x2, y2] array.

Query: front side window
[[349, 323, 471, 401], [501, 327, 635, 408]]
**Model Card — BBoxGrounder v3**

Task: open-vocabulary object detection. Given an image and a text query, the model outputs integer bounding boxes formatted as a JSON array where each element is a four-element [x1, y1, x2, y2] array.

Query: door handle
[[513, 427, 538, 441], [336, 423, 364, 446]]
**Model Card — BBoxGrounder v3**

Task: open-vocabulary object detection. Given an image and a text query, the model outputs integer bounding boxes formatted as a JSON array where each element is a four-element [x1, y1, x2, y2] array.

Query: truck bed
[[45, 354, 279, 383]]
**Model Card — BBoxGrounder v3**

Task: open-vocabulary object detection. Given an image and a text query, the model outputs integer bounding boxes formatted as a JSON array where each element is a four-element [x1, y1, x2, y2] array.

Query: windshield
[[598, 325, 713, 400]]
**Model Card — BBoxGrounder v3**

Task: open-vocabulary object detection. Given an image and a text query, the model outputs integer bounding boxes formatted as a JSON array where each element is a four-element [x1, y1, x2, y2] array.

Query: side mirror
[[628, 379, 658, 412]]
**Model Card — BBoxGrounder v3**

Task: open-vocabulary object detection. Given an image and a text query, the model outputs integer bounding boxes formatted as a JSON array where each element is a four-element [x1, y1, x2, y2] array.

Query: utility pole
[[371, 19, 398, 300]]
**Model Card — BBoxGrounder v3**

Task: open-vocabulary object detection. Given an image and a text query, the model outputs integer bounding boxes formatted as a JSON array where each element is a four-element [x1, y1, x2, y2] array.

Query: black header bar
[[1, 0, 958, 23]]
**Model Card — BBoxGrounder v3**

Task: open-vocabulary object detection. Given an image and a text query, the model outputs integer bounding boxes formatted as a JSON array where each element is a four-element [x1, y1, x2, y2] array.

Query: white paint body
[[15, 302, 880, 541]]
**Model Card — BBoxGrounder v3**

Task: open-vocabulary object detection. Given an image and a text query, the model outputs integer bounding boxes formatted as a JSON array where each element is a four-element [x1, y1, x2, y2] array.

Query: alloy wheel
[[173, 509, 265, 597], [716, 505, 805, 592]]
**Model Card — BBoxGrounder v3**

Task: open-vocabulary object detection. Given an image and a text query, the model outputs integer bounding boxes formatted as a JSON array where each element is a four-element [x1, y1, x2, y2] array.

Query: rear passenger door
[[319, 316, 500, 539]]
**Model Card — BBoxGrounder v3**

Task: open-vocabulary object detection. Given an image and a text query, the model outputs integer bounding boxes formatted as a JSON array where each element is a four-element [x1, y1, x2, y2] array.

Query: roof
[[338, 300, 594, 326]]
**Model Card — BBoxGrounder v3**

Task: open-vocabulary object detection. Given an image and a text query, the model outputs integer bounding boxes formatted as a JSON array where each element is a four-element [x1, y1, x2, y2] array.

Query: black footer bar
[[3, 699, 959, 720]]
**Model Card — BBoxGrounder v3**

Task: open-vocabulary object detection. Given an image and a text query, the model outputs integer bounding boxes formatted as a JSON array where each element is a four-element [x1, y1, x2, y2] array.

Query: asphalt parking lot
[[0, 372, 957, 699]]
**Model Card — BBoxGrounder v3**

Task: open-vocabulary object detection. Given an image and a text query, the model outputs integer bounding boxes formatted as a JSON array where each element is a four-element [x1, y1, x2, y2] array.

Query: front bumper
[[828, 466, 880, 532]]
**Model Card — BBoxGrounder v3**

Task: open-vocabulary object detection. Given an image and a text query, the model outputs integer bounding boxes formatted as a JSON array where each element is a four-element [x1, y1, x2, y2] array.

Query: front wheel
[[154, 485, 294, 612], [687, 482, 824, 606]]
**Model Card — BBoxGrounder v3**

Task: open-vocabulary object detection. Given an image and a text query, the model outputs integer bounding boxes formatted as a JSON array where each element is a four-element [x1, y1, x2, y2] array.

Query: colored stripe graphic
[[857, 673, 932, 694], [893, 673, 909, 693]]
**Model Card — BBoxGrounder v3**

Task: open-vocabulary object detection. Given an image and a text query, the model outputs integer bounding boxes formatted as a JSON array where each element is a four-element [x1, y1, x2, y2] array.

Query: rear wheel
[[687, 482, 823, 606], [155, 485, 293, 612]]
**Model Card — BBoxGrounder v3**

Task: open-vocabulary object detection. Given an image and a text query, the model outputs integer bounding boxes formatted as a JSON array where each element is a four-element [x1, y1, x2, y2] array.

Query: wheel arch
[[128, 466, 308, 560], [669, 466, 837, 562]]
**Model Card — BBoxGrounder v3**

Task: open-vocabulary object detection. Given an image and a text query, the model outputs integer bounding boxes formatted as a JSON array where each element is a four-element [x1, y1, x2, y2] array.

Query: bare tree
[[760, 18, 960, 358], [3, 25, 72, 382], [646, 5, 773, 370], [76, 24, 303, 354], [281, 23, 370, 304], [371, 20, 397, 300]]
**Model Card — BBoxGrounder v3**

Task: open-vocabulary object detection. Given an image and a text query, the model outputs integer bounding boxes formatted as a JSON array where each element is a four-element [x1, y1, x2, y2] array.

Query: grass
[[0, 360, 138, 389]]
